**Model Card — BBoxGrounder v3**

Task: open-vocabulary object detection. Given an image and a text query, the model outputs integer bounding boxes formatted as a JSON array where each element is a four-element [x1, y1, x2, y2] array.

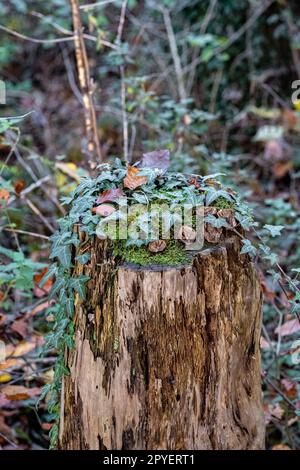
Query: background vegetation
[[0, 0, 300, 449]]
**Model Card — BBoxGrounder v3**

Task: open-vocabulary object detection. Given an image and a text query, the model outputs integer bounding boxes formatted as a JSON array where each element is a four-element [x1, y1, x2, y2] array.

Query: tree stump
[[59, 236, 265, 450]]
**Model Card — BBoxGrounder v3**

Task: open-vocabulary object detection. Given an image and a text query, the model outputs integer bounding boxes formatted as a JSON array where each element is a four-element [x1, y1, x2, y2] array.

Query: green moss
[[113, 239, 189, 266], [213, 196, 236, 209]]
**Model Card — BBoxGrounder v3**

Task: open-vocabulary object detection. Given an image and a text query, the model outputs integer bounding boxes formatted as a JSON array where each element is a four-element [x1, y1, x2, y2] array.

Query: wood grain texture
[[59, 237, 265, 450]]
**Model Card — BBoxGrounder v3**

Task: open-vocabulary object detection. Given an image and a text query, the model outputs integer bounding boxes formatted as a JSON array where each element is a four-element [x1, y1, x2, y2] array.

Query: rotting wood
[[59, 236, 265, 450]]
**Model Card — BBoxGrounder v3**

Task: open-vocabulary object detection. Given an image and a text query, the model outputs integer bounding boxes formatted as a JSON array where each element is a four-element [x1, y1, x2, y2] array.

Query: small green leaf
[[241, 239, 257, 257], [264, 224, 284, 237]]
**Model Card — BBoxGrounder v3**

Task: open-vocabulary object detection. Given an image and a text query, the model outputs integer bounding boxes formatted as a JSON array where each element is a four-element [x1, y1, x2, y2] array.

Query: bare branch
[[161, 6, 187, 102], [117, 0, 129, 162], [70, 0, 102, 168]]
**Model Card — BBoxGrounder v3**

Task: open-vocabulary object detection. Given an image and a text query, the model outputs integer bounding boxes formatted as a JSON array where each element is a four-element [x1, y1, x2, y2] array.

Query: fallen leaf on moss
[[204, 206, 217, 216], [177, 225, 196, 245], [148, 240, 167, 253], [96, 188, 124, 204], [204, 224, 222, 244], [124, 166, 148, 189], [217, 209, 234, 218], [93, 204, 116, 217]]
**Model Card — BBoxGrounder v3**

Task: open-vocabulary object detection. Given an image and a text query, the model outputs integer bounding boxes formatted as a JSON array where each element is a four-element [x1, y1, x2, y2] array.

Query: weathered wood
[[59, 236, 265, 450]]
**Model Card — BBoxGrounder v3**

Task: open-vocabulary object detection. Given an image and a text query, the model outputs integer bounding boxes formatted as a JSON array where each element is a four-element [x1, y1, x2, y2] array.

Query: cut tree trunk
[[59, 236, 265, 450]]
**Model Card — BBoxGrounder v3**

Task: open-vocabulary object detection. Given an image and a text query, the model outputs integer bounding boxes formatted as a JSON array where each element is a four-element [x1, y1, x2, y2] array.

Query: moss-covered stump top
[[52, 159, 253, 268]]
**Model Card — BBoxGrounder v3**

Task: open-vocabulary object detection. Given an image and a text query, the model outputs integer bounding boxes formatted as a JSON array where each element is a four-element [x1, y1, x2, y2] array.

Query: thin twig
[[24, 197, 55, 233], [161, 6, 187, 102], [80, 0, 117, 10], [30, 11, 118, 50], [2, 228, 50, 240], [0, 431, 18, 449], [60, 45, 84, 104], [0, 128, 20, 176], [70, 0, 102, 168], [264, 375, 297, 410], [0, 24, 75, 44], [117, 0, 129, 162], [13, 144, 66, 216]]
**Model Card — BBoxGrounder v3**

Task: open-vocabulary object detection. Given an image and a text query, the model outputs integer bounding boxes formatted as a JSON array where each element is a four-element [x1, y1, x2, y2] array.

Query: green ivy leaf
[[241, 239, 257, 257], [264, 224, 284, 237], [69, 275, 90, 300], [50, 244, 72, 268]]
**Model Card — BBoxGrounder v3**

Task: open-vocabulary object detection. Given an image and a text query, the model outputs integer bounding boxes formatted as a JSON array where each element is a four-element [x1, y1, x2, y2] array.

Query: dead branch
[[70, 0, 102, 169]]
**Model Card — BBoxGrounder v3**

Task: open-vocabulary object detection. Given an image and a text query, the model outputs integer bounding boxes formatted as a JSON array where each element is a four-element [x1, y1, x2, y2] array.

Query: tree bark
[[59, 236, 265, 450]]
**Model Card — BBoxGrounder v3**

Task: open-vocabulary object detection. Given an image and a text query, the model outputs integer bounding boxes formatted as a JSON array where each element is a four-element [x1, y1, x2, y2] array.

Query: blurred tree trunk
[[59, 236, 265, 450]]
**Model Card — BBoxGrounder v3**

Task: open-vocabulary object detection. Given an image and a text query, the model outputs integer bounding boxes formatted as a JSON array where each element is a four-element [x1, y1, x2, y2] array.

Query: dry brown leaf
[[1, 385, 41, 401], [275, 319, 300, 337], [148, 240, 167, 253], [96, 188, 124, 204], [217, 209, 234, 218], [264, 403, 285, 424], [272, 444, 292, 451], [281, 379, 298, 399], [0, 188, 9, 206], [25, 301, 51, 319], [177, 225, 196, 244], [204, 224, 222, 244], [14, 179, 26, 195], [0, 312, 7, 326], [0, 373, 12, 383], [34, 268, 53, 299], [55, 162, 81, 182], [0, 358, 24, 371], [264, 139, 283, 161], [282, 108, 298, 129], [272, 161, 293, 179], [259, 272, 276, 302], [10, 319, 28, 338], [12, 336, 44, 357], [124, 166, 148, 189], [189, 177, 201, 189], [141, 149, 170, 170], [92, 204, 116, 217], [204, 206, 217, 216]]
